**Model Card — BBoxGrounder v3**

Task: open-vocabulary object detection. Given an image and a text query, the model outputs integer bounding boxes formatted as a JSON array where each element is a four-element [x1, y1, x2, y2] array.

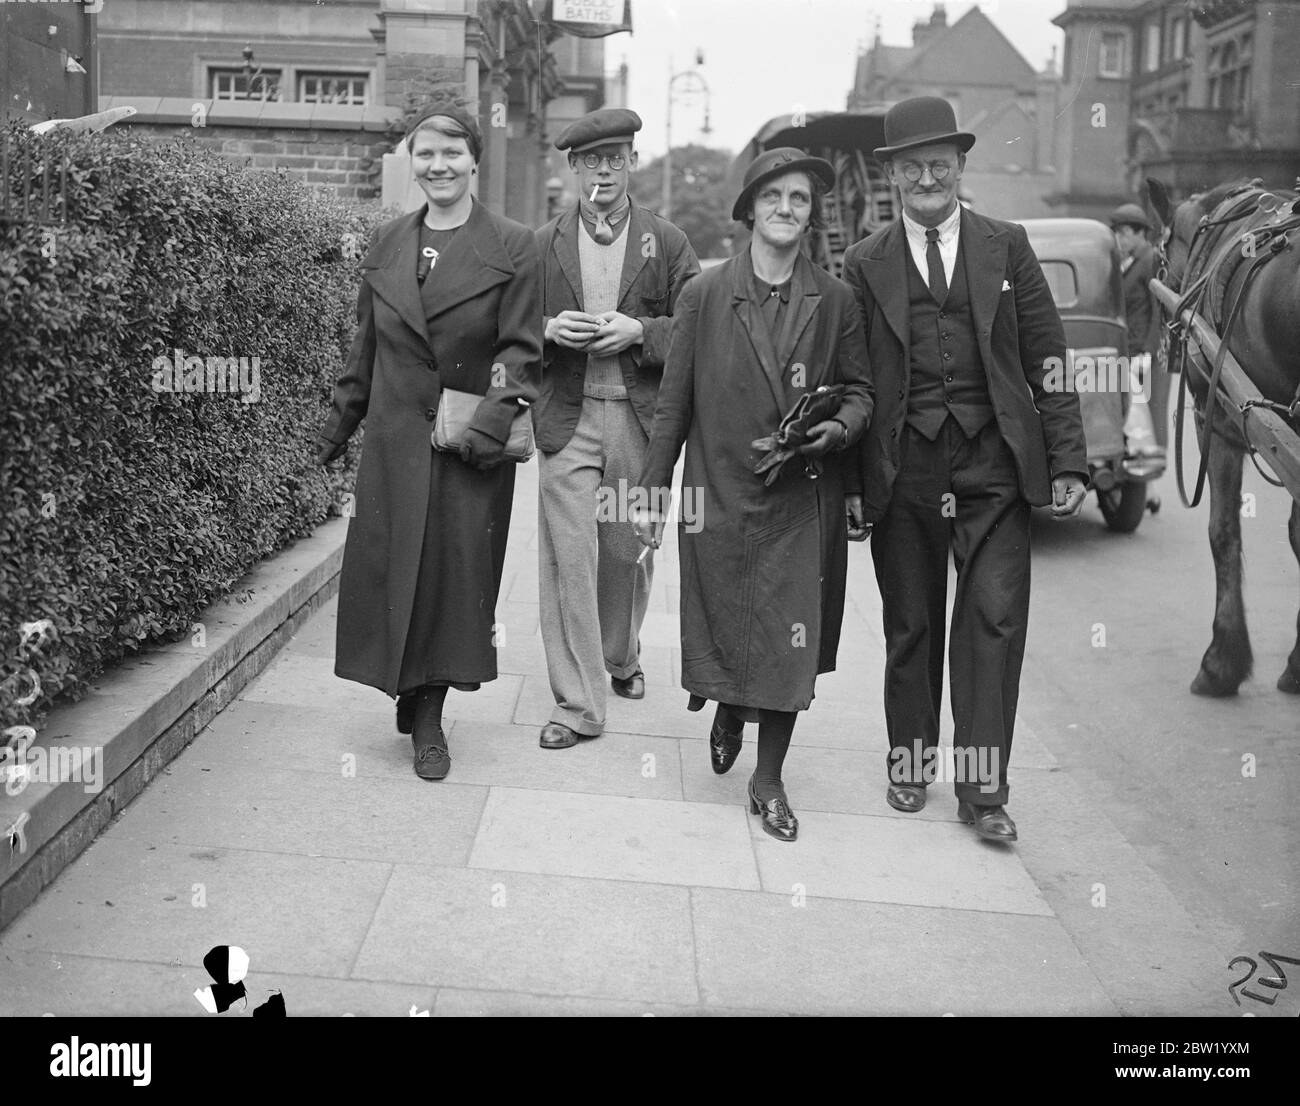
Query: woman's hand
[[846, 494, 872, 542], [316, 436, 346, 466], [460, 428, 506, 471], [796, 419, 848, 457], [628, 503, 667, 549]]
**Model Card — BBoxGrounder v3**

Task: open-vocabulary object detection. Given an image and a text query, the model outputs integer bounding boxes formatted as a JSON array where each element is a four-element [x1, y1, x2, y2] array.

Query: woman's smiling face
[[410, 122, 474, 209]]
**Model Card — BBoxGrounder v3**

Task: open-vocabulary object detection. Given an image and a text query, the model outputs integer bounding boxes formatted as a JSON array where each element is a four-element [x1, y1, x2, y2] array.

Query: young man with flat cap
[[842, 97, 1088, 843], [534, 107, 700, 749]]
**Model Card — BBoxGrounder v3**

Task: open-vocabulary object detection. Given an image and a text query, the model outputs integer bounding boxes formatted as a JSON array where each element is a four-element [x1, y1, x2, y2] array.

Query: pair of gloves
[[751, 385, 850, 487], [314, 427, 504, 472]]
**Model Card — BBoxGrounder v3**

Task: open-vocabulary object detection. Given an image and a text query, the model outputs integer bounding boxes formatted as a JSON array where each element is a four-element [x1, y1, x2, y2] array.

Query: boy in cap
[[534, 107, 700, 749]]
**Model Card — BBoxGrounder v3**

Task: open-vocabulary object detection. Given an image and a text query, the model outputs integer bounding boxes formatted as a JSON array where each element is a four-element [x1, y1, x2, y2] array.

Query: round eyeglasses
[[899, 161, 953, 183], [579, 152, 627, 170]]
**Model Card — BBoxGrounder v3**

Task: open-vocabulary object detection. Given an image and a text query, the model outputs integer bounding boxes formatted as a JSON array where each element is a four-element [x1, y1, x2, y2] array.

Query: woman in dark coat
[[316, 105, 542, 780], [633, 150, 873, 841]]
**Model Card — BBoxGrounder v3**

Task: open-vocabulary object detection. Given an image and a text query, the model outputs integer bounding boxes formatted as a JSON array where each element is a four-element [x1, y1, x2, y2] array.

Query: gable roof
[[890, 5, 1039, 87]]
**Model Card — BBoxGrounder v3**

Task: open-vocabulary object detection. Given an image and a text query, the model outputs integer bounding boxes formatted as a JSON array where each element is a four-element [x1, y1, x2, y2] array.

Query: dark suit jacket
[[842, 207, 1087, 521], [533, 202, 699, 453]]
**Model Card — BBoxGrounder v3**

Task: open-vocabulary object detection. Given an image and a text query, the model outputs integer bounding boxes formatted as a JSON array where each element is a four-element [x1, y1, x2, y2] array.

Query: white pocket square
[[1001, 280, 1012, 292]]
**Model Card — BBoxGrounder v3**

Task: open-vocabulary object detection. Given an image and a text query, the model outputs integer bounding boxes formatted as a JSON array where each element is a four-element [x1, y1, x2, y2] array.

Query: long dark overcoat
[[319, 200, 542, 695], [842, 208, 1086, 520], [638, 250, 874, 712]]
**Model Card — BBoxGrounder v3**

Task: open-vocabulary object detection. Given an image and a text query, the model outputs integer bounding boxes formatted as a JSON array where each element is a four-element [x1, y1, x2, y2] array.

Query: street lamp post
[[661, 52, 711, 221]]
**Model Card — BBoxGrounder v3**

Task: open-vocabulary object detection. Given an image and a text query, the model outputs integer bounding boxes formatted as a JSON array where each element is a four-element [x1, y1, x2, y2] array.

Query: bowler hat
[[1109, 203, 1150, 230], [555, 108, 643, 153], [873, 96, 975, 162], [731, 147, 836, 222]]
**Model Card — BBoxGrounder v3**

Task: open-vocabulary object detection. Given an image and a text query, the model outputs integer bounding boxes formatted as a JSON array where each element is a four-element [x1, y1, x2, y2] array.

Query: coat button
[[945, 375, 954, 383], [889, 428, 897, 438], [943, 352, 952, 360], [425, 408, 436, 420], [897, 389, 904, 399]]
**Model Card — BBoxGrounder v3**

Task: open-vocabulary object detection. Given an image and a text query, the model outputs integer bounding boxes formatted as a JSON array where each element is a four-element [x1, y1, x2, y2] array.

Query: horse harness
[[1161, 180, 1300, 506]]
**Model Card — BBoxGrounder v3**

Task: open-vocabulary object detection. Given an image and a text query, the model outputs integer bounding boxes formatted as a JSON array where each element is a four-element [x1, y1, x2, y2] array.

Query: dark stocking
[[753, 709, 796, 799]]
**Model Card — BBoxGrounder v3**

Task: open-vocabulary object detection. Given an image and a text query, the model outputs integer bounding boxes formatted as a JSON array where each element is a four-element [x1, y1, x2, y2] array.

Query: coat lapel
[[363, 209, 431, 352], [550, 208, 585, 308], [616, 205, 650, 306], [731, 252, 789, 418], [778, 253, 822, 370], [960, 209, 1008, 347], [863, 219, 910, 351], [419, 198, 515, 320]]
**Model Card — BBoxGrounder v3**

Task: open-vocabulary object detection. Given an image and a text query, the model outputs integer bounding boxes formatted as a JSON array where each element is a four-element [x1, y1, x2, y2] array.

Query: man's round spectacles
[[900, 162, 953, 183], [580, 153, 627, 170]]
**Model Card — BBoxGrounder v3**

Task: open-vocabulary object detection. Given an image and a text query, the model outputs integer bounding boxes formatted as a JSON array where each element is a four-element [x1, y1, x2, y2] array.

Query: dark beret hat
[[554, 107, 643, 153], [406, 103, 484, 162]]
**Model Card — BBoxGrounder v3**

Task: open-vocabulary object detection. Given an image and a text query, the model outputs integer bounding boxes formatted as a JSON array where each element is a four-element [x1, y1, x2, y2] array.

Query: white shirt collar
[[901, 203, 962, 246]]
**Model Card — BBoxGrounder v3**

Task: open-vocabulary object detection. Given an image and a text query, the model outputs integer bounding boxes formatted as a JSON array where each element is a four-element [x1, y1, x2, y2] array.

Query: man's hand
[[629, 502, 667, 549], [546, 310, 603, 350], [1050, 474, 1088, 518], [796, 419, 848, 457], [460, 428, 505, 471], [316, 436, 346, 466], [585, 311, 644, 356], [846, 494, 872, 542]]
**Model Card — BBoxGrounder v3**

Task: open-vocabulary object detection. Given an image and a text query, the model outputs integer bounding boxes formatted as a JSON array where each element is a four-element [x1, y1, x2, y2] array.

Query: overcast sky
[[606, 0, 1066, 159]]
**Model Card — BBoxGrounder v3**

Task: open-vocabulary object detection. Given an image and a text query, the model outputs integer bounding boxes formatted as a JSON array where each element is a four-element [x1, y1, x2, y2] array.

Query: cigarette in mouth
[[590, 184, 600, 203]]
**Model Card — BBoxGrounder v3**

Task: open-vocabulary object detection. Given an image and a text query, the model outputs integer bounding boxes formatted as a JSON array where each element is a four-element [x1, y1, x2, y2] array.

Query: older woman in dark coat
[[317, 105, 542, 780], [633, 150, 874, 841]]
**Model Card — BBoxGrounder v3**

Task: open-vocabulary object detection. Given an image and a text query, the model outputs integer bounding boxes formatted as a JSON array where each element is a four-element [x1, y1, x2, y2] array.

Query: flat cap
[[1109, 203, 1150, 230], [555, 107, 643, 153]]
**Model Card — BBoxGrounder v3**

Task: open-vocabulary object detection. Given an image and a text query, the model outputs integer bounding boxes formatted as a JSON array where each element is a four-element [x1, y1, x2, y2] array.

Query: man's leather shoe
[[539, 722, 579, 749], [412, 724, 450, 780], [396, 693, 415, 735], [611, 671, 645, 699], [709, 721, 743, 775], [747, 777, 798, 842], [886, 783, 927, 813], [957, 801, 1018, 842]]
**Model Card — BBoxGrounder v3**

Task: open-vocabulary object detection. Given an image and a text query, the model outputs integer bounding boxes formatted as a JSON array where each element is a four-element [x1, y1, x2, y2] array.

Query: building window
[[1208, 35, 1252, 115], [1145, 21, 1161, 71], [1099, 32, 1126, 78], [1170, 17, 1187, 61], [210, 67, 283, 102], [298, 73, 370, 106]]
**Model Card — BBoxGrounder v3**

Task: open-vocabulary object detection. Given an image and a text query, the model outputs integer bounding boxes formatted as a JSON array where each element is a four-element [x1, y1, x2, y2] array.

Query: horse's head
[[1144, 176, 1261, 291]]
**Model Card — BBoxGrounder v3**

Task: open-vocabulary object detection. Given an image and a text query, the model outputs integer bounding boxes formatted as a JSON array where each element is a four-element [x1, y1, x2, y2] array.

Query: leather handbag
[[430, 388, 535, 463], [751, 384, 846, 486]]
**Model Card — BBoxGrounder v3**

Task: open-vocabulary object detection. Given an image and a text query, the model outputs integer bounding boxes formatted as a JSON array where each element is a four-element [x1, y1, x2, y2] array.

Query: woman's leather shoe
[[611, 671, 645, 699], [886, 783, 927, 813], [412, 724, 450, 780], [957, 801, 1018, 842], [709, 722, 743, 774], [539, 722, 579, 749], [747, 777, 798, 842], [396, 693, 415, 735]]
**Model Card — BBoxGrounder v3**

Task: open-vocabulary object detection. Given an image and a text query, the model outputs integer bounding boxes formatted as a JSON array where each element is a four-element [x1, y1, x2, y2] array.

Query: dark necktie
[[926, 227, 948, 304]]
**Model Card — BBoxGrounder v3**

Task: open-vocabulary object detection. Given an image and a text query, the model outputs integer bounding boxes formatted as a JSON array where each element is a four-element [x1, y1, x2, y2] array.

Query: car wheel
[[1099, 480, 1148, 533]]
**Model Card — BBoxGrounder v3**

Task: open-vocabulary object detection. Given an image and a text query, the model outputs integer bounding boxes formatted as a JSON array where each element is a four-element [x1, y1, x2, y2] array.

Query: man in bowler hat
[[533, 107, 700, 749], [842, 97, 1088, 842]]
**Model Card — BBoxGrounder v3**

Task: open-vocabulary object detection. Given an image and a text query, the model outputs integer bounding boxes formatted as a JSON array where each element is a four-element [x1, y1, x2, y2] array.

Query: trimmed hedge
[[0, 124, 383, 732]]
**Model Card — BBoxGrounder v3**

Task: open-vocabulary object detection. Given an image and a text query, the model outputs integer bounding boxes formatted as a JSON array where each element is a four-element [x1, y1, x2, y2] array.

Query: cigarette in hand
[[636, 544, 651, 565], [589, 184, 600, 203]]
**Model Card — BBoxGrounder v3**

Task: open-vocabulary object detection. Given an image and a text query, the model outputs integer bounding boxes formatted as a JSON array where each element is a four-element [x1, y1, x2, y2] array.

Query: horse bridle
[[1155, 180, 1300, 507]]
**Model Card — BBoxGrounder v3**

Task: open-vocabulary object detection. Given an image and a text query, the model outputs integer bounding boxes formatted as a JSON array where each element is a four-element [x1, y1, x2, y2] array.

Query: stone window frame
[[1098, 30, 1128, 79], [297, 72, 371, 106], [202, 62, 376, 106], [210, 66, 284, 103]]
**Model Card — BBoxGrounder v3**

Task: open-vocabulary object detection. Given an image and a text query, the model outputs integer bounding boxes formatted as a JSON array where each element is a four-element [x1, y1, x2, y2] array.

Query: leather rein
[[1157, 180, 1300, 507]]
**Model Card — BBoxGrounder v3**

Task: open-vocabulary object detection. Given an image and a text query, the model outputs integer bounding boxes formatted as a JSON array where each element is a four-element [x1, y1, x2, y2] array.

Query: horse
[[1144, 176, 1300, 697]]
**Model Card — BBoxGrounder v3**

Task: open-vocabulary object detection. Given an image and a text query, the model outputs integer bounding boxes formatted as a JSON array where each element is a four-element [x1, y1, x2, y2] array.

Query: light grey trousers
[[538, 395, 654, 736]]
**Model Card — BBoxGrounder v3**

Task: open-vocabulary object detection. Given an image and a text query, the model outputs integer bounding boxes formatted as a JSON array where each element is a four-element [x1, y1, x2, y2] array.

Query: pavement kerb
[[0, 517, 350, 933]]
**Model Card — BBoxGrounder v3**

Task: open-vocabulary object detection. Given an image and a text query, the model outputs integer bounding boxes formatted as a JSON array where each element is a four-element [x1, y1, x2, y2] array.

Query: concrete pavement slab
[[102, 762, 488, 868], [689, 888, 1116, 1015], [352, 866, 698, 1004], [513, 673, 705, 738], [431, 721, 684, 801], [749, 809, 1054, 916], [469, 787, 761, 890], [432, 987, 779, 1016], [0, 837, 392, 978]]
